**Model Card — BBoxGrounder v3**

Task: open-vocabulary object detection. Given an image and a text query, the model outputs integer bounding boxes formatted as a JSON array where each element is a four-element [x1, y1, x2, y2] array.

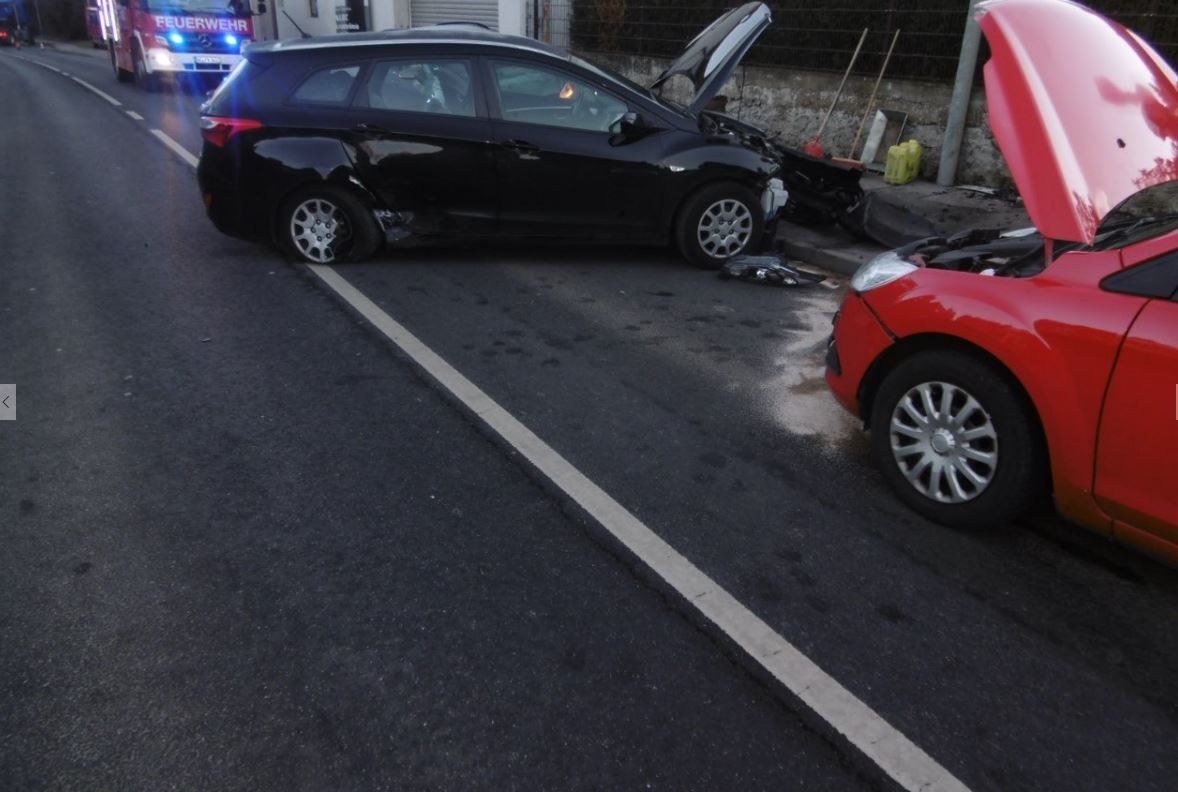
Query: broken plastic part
[[718, 254, 825, 287]]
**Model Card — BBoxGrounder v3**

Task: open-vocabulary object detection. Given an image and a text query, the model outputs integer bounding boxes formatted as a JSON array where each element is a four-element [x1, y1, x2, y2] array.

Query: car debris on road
[[718, 254, 827, 288]]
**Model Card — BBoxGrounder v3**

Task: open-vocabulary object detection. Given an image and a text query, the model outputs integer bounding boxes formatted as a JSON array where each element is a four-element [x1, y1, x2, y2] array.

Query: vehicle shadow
[[351, 240, 689, 271]]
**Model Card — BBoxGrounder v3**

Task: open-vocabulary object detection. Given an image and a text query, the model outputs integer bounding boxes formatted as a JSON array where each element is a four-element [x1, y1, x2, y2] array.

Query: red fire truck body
[[97, 0, 253, 89]]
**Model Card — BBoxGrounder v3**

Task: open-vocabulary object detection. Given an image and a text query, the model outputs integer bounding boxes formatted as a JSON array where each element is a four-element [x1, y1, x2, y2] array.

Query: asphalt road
[[4, 43, 1178, 792]]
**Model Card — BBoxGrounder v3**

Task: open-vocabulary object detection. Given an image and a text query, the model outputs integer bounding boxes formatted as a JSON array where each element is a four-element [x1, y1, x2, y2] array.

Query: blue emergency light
[[167, 31, 183, 45]]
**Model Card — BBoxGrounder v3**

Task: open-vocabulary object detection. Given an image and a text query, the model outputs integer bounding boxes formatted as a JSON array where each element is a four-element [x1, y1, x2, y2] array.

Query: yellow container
[[884, 139, 923, 185]]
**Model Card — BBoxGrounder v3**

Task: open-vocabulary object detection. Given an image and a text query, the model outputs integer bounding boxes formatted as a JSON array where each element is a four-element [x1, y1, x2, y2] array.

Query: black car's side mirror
[[610, 112, 655, 146]]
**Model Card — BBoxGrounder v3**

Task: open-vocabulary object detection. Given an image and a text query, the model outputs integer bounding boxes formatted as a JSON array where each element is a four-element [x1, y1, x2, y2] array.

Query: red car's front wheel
[[869, 349, 1047, 529]]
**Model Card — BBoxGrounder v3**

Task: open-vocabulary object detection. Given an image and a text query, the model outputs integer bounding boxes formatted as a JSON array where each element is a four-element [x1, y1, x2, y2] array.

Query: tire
[[278, 185, 382, 264], [112, 48, 133, 83], [868, 349, 1046, 529], [674, 182, 763, 269], [132, 44, 159, 92]]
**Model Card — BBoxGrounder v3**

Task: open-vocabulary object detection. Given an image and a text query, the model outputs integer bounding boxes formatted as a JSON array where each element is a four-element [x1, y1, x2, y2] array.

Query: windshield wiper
[[1092, 212, 1178, 249]]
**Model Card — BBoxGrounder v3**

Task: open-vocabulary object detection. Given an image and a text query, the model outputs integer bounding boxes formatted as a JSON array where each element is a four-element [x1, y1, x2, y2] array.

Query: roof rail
[[428, 21, 493, 30]]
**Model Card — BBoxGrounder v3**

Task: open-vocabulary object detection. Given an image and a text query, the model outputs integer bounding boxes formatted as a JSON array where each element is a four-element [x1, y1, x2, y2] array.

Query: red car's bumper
[[824, 291, 894, 418]]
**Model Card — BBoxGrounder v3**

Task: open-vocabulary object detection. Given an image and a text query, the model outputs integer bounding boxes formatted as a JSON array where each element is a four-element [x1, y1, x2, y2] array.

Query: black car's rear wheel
[[675, 182, 763, 268], [279, 186, 382, 264]]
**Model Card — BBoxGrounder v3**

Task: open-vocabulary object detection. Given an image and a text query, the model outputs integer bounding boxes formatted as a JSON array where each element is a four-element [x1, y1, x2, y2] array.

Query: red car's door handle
[[352, 123, 390, 134]]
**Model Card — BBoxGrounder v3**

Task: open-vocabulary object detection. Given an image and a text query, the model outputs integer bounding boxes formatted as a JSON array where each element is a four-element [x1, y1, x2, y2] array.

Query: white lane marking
[[17, 56, 149, 127], [304, 263, 972, 792], [25, 58, 62, 73], [150, 129, 199, 169], [68, 75, 121, 106]]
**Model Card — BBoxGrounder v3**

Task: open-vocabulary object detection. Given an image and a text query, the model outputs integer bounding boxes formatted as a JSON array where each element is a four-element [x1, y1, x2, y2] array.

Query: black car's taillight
[[200, 116, 264, 148]]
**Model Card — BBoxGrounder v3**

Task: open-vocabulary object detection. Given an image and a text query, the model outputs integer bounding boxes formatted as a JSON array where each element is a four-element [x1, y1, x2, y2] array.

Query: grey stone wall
[[589, 53, 1012, 187]]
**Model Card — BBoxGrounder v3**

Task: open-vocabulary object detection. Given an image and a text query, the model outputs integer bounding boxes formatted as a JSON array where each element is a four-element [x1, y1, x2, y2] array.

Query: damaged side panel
[[344, 119, 500, 239]]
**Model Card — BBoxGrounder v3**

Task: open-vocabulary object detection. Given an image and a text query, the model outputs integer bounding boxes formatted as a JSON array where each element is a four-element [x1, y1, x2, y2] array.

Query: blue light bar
[[224, 33, 238, 47], [167, 31, 183, 45]]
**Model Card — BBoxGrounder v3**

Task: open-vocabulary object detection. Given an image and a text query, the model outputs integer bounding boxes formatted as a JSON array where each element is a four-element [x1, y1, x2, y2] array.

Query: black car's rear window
[[291, 64, 362, 106], [204, 57, 268, 114]]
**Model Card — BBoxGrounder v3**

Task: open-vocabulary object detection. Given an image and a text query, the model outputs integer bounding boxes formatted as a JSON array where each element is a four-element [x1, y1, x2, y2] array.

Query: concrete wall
[[590, 53, 1011, 187], [498, 0, 526, 36], [275, 0, 355, 38]]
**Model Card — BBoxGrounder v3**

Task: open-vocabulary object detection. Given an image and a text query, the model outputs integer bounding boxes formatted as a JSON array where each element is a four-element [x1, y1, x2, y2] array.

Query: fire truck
[[86, 2, 107, 47], [95, 0, 254, 91]]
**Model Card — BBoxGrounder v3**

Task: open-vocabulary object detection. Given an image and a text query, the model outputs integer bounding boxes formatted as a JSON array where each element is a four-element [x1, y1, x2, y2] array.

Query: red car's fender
[[860, 248, 1147, 531]]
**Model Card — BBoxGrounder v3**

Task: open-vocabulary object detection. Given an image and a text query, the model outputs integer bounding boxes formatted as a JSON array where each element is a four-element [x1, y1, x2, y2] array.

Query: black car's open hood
[[650, 2, 771, 117]]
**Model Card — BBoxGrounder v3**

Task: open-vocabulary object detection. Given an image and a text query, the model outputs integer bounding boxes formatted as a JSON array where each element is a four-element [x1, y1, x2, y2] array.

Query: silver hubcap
[[697, 199, 753, 258], [889, 381, 998, 504], [290, 198, 351, 264]]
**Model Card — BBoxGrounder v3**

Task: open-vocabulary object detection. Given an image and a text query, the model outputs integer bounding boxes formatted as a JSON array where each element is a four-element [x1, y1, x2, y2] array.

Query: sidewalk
[[778, 174, 1031, 276], [38, 38, 109, 58]]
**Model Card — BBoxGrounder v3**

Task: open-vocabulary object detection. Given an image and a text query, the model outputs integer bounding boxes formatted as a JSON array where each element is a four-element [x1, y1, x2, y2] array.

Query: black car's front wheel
[[675, 182, 763, 268], [278, 186, 382, 264]]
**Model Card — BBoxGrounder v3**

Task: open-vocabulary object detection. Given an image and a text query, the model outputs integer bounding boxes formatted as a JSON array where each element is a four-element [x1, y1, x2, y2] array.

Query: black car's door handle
[[352, 123, 390, 134], [499, 139, 540, 154]]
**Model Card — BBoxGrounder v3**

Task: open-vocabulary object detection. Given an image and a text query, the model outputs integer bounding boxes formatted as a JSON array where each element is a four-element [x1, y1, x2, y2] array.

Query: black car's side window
[[356, 60, 476, 118], [291, 64, 363, 107], [490, 61, 627, 133]]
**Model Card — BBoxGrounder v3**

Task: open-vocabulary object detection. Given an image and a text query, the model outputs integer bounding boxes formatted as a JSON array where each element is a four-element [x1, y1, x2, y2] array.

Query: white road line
[[26, 58, 62, 73], [304, 262, 972, 792], [18, 55, 145, 123], [68, 75, 121, 106], [150, 129, 199, 169]]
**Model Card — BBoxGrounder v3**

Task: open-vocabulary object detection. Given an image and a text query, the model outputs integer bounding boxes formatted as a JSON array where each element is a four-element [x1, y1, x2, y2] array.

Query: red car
[[826, 0, 1178, 563]]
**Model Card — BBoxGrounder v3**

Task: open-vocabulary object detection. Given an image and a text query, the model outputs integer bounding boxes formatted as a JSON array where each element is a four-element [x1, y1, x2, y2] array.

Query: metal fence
[[531, 1, 1178, 84]]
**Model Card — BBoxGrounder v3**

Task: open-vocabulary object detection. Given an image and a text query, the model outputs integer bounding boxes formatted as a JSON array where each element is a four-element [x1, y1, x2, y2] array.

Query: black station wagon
[[197, 3, 847, 267]]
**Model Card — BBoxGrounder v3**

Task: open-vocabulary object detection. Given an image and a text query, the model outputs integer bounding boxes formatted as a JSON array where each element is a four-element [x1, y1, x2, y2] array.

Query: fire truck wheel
[[132, 43, 160, 92], [112, 47, 132, 83], [278, 185, 382, 264]]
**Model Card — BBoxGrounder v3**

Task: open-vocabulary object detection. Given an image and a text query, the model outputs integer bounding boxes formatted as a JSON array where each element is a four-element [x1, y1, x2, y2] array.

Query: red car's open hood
[[978, 0, 1178, 244]]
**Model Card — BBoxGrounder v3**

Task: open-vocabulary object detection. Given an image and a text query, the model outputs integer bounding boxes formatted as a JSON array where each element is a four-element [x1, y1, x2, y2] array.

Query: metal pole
[[848, 28, 900, 159], [936, 0, 984, 187]]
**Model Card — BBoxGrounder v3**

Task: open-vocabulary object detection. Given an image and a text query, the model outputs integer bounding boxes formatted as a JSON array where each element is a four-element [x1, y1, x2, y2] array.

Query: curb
[[776, 221, 882, 277]]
